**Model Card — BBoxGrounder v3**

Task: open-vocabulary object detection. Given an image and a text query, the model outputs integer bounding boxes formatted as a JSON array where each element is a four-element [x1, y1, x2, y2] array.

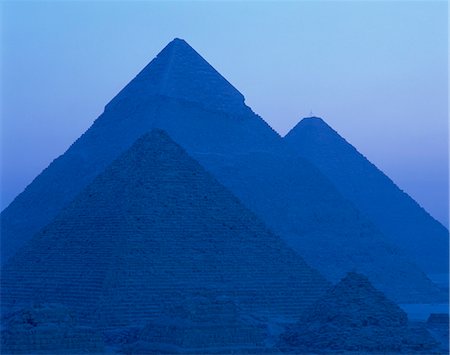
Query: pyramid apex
[[285, 116, 332, 138], [135, 128, 175, 145], [339, 271, 372, 287], [170, 37, 188, 44], [127, 129, 178, 153], [143, 128, 170, 139], [105, 38, 246, 115], [303, 116, 325, 121], [300, 116, 329, 126], [166, 38, 191, 50]]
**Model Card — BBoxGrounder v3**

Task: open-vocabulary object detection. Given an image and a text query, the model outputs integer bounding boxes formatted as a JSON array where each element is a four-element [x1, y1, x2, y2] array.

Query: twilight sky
[[1, 1, 448, 226]]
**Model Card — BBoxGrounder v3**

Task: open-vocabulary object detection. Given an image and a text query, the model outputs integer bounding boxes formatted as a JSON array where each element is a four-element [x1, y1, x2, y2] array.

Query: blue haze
[[1, 1, 448, 226], [1, 38, 445, 303]]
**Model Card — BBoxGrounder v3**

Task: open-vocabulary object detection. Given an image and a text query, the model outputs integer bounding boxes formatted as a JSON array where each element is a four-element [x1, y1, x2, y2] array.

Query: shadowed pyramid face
[[284, 117, 449, 275], [1, 39, 444, 304], [304, 272, 408, 327], [1, 130, 330, 328], [279, 272, 438, 352], [0, 38, 281, 264]]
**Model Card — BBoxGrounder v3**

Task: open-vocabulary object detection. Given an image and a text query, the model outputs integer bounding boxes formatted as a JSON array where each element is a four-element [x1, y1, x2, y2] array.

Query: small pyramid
[[279, 272, 438, 352], [2, 130, 329, 335], [284, 116, 449, 275]]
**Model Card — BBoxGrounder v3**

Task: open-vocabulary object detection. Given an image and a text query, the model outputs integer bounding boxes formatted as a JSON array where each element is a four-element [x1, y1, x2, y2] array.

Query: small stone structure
[[279, 272, 438, 353], [1, 303, 103, 354]]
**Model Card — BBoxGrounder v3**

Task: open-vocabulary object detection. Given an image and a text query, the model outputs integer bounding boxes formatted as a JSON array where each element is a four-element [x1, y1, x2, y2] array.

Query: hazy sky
[[1, 1, 448, 226]]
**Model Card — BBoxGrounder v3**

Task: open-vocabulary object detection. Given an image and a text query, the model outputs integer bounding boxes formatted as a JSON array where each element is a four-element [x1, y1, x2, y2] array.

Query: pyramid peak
[[300, 116, 329, 127], [285, 115, 335, 139], [331, 272, 383, 296], [105, 39, 247, 115], [325, 272, 401, 310], [139, 128, 171, 141], [129, 129, 172, 150], [164, 38, 194, 53], [341, 271, 371, 284], [169, 37, 189, 46], [171, 37, 186, 43], [304, 116, 324, 121], [126, 130, 189, 158]]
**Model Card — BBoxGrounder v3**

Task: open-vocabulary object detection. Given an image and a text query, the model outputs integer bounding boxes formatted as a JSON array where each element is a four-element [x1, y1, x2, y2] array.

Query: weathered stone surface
[[1, 303, 103, 354], [426, 313, 449, 353], [121, 295, 272, 354], [1, 39, 441, 304], [427, 313, 449, 326], [285, 116, 449, 275], [2, 130, 329, 352], [279, 272, 438, 353]]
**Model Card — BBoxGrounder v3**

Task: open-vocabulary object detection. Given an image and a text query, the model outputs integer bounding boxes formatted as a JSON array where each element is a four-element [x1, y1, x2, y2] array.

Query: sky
[[1, 1, 448, 227]]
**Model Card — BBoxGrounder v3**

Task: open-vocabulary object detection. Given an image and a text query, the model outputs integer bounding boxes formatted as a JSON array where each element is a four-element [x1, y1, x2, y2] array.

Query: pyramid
[[199, 152, 444, 303], [1, 39, 443, 303], [1, 131, 330, 333], [279, 272, 438, 353], [106, 38, 247, 115], [0, 38, 281, 264], [284, 116, 449, 275]]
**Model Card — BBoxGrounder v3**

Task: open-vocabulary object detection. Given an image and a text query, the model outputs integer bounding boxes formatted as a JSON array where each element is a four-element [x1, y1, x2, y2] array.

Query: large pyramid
[[0, 39, 443, 303], [284, 116, 449, 275], [1, 131, 330, 329], [0, 38, 281, 264]]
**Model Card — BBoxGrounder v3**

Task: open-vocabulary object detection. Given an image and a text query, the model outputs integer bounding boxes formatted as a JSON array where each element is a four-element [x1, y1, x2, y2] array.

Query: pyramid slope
[[106, 38, 247, 115], [1, 40, 442, 304], [2, 130, 330, 330], [279, 272, 438, 352], [198, 152, 445, 303], [0, 40, 281, 265], [284, 117, 449, 274]]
